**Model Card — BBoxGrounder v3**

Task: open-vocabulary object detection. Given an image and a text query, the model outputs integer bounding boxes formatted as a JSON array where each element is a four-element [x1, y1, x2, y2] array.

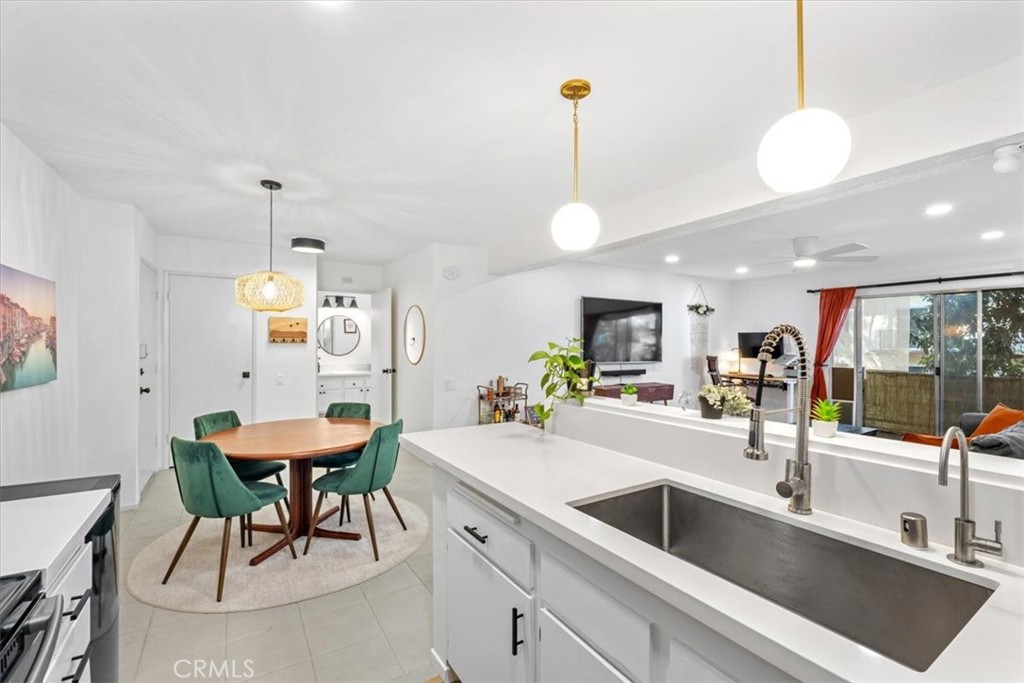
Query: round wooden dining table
[[199, 417, 381, 565]]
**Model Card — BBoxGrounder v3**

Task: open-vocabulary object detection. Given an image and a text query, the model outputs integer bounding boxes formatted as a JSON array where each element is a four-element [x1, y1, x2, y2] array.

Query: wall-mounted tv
[[738, 332, 784, 359], [581, 297, 663, 364]]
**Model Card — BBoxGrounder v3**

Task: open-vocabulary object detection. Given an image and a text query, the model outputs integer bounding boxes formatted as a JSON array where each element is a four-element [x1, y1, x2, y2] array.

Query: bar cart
[[477, 382, 529, 424]]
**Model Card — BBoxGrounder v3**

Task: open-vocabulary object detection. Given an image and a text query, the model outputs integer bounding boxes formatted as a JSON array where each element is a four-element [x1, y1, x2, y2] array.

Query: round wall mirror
[[404, 304, 426, 365], [317, 315, 361, 356]]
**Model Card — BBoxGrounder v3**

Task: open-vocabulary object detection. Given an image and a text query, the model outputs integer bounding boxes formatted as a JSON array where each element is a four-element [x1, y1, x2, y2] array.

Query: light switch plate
[[443, 378, 456, 391], [275, 373, 285, 386]]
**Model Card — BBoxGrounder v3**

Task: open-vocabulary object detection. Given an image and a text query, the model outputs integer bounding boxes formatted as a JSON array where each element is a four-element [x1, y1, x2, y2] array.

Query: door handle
[[512, 607, 525, 656], [242, 371, 251, 379], [140, 387, 151, 394]]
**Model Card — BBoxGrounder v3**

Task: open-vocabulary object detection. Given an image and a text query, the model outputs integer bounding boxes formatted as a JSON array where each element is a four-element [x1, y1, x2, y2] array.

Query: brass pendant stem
[[572, 98, 580, 203], [796, 0, 805, 109]]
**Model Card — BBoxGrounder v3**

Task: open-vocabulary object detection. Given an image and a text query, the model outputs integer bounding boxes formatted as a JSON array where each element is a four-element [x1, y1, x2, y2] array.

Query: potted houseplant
[[620, 383, 639, 406], [697, 384, 751, 420], [528, 337, 596, 428], [811, 398, 842, 437]]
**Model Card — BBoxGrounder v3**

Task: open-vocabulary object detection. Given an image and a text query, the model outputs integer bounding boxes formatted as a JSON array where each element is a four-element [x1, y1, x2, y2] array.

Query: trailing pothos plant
[[528, 337, 594, 428]]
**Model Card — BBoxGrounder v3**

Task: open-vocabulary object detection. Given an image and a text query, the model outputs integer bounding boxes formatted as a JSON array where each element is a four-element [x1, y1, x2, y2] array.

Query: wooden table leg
[[249, 459, 360, 565]]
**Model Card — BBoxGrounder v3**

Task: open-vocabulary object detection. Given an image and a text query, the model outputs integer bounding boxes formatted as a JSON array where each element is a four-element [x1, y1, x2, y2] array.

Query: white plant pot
[[812, 419, 839, 438], [621, 394, 638, 407]]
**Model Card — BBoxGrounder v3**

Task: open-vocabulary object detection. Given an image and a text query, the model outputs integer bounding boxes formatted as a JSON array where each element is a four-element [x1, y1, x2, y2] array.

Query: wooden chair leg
[[247, 513, 253, 546], [274, 501, 298, 559], [162, 516, 200, 584], [240, 514, 247, 548], [217, 517, 232, 602], [275, 472, 290, 508], [382, 486, 407, 531], [346, 495, 351, 523], [369, 491, 376, 501], [304, 491, 326, 556], [363, 494, 379, 561]]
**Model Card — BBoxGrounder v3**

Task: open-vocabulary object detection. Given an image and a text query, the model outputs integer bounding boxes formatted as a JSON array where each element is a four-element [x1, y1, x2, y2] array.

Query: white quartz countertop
[[318, 371, 371, 378], [401, 423, 1024, 683], [0, 489, 110, 583]]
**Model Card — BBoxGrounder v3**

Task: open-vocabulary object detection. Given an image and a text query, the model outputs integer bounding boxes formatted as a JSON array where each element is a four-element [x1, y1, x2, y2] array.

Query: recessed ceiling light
[[925, 203, 953, 217], [735, 266, 749, 274], [981, 230, 1005, 241], [793, 258, 817, 268], [291, 237, 326, 253], [993, 144, 1022, 174], [664, 254, 680, 264]]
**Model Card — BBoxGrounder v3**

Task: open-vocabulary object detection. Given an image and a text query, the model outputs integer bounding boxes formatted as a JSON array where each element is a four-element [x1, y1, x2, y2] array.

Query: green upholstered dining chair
[[312, 402, 372, 525], [163, 437, 297, 602], [304, 419, 406, 561], [194, 410, 289, 544]]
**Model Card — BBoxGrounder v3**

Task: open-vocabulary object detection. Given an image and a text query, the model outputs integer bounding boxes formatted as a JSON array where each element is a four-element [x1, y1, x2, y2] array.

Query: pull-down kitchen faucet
[[938, 426, 1003, 567], [742, 323, 813, 515]]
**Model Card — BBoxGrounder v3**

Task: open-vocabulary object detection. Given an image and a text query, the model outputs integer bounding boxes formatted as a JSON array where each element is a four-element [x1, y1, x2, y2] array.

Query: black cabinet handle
[[63, 590, 91, 621], [62, 644, 92, 682], [242, 371, 251, 378], [463, 525, 488, 544], [140, 387, 151, 394], [512, 607, 525, 656]]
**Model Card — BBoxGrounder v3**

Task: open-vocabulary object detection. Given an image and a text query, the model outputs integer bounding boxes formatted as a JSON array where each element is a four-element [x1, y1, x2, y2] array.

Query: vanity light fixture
[[793, 258, 816, 268], [925, 203, 954, 217], [757, 0, 851, 194], [981, 230, 1005, 241], [735, 266, 750, 274], [321, 296, 332, 308], [291, 237, 326, 254], [665, 254, 680, 264], [551, 79, 600, 251], [236, 180, 305, 312]]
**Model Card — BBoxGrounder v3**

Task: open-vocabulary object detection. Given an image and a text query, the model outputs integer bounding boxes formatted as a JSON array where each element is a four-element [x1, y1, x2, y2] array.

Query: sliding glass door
[[939, 292, 980, 431]]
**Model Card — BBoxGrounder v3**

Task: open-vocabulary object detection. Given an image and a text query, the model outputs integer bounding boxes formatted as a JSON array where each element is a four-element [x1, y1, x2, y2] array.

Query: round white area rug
[[126, 496, 427, 613]]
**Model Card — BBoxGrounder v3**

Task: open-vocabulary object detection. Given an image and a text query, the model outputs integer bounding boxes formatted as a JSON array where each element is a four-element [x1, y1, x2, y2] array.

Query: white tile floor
[[118, 452, 436, 682]]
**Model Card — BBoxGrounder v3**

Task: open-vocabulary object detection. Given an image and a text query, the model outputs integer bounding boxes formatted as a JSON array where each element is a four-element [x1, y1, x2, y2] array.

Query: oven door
[[1, 594, 63, 683]]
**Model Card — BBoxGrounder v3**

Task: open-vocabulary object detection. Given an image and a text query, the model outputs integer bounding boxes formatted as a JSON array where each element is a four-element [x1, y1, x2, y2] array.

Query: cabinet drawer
[[540, 553, 650, 681], [44, 588, 92, 683], [538, 608, 629, 683], [47, 544, 93, 680], [447, 488, 532, 589], [343, 378, 365, 389], [668, 640, 734, 682]]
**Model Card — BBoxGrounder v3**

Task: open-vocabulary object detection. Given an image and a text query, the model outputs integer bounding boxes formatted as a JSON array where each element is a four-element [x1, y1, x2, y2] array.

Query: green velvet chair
[[312, 402, 372, 526], [304, 419, 405, 561], [163, 437, 297, 602], [194, 410, 289, 544]]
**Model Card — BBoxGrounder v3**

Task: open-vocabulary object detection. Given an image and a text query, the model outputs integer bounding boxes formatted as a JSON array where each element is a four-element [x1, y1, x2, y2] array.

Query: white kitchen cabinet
[[667, 640, 734, 682], [317, 374, 371, 414], [446, 529, 533, 683], [537, 608, 629, 683]]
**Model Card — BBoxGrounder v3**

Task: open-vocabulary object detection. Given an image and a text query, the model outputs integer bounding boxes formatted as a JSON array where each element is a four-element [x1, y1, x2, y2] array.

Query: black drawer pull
[[512, 607, 525, 656], [62, 644, 92, 682], [463, 525, 488, 544], [62, 590, 91, 621]]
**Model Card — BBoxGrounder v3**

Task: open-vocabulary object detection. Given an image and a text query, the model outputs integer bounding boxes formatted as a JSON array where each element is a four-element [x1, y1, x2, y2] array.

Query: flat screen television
[[581, 297, 663, 364], [738, 332, 784, 359]]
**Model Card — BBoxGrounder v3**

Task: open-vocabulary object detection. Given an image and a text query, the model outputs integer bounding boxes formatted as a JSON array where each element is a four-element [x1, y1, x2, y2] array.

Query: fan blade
[[820, 255, 878, 263], [811, 242, 868, 259]]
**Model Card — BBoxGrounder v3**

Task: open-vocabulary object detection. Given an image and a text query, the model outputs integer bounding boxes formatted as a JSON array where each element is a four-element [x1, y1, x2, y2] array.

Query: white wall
[[432, 262, 734, 429], [318, 260, 384, 293], [1, 124, 157, 505], [158, 234, 318, 424]]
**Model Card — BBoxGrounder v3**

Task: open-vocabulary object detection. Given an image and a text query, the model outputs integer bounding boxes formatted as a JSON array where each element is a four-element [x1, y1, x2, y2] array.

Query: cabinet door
[[447, 530, 532, 683], [667, 640, 734, 682], [537, 609, 629, 683]]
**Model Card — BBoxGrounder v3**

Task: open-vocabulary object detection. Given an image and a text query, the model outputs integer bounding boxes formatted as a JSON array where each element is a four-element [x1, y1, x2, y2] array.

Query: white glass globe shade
[[757, 107, 852, 193], [551, 202, 600, 251]]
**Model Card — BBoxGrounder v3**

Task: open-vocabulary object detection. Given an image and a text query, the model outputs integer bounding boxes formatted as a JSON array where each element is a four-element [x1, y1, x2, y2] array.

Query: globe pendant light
[[757, 0, 851, 194], [551, 79, 600, 251], [235, 180, 305, 312]]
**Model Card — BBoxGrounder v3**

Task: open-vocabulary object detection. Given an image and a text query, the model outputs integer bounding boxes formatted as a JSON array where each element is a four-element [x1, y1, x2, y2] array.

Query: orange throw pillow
[[973, 403, 1024, 437], [902, 433, 945, 447]]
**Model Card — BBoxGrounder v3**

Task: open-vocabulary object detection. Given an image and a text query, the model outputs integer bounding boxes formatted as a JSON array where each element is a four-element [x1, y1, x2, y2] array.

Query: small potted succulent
[[697, 384, 751, 419], [620, 383, 639, 406], [811, 398, 842, 437]]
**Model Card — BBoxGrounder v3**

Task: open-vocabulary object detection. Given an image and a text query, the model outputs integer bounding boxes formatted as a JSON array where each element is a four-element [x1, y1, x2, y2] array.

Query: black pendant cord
[[268, 188, 274, 273]]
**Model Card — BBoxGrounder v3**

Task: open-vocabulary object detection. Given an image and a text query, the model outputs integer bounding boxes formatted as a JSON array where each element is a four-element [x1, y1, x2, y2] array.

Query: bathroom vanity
[[400, 399, 1024, 682]]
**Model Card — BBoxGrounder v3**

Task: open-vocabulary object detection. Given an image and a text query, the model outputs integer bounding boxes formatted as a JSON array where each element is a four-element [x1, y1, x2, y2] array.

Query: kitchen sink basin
[[572, 483, 993, 672]]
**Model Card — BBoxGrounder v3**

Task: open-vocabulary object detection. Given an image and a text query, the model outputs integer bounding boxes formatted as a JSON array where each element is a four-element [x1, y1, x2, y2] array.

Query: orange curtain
[[812, 287, 857, 404]]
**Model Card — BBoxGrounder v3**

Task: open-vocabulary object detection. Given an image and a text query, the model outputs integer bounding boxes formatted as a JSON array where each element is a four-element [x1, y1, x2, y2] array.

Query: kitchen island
[[400, 408, 1024, 683]]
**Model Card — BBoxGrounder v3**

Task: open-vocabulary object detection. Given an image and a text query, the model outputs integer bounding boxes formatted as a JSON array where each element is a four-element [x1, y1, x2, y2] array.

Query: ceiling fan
[[747, 236, 878, 271]]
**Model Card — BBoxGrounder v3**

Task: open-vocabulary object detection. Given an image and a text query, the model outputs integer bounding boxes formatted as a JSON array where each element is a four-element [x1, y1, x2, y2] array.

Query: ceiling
[[587, 153, 1024, 281], [1, 1, 1022, 266]]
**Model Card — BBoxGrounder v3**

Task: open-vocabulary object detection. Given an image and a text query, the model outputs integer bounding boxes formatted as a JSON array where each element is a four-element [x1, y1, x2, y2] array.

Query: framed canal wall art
[[0, 263, 57, 392]]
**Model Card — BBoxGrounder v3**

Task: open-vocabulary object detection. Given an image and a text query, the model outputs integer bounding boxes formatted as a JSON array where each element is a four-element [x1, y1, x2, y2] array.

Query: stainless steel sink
[[572, 483, 993, 672]]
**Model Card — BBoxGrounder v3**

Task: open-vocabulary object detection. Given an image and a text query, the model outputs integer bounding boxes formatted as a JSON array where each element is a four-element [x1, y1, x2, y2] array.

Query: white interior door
[[137, 261, 161, 487], [371, 287, 393, 423], [167, 274, 254, 447]]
